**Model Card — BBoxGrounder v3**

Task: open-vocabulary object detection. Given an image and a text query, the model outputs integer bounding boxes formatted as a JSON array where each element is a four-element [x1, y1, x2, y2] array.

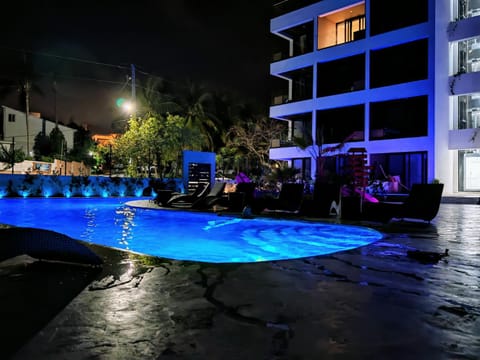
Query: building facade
[[269, 0, 480, 193], [0, 105, 76, 156]]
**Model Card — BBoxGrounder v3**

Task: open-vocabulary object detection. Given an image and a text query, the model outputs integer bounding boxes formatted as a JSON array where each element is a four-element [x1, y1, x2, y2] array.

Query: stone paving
[[1, 202, 479, 359]]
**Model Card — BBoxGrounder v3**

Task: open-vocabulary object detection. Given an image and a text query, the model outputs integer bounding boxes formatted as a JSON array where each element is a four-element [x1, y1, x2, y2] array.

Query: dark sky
[[0, 0, 273, 133]]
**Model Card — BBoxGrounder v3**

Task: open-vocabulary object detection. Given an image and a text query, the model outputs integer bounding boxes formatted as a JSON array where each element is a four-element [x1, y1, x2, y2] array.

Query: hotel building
[[269, 0, 480, 193]]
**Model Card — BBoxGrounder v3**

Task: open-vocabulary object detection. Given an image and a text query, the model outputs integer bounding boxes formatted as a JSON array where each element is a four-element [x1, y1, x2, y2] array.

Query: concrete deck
[[1, 200, 479, 359]]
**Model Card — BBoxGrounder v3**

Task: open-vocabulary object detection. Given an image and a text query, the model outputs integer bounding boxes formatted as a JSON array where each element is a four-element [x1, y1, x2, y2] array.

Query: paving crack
[[327, 255, 425, 281], [196, 265, 294, 355], [271, 258, 425, 295], [88, 274, 145, 290]]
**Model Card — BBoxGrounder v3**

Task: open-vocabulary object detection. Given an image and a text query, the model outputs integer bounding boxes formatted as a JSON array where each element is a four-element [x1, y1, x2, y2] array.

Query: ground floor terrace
[[1, 200, 479, 359]]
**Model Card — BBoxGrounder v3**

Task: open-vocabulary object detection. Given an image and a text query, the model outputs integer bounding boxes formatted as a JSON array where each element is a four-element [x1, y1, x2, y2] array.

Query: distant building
[[91, 133, 119, 146], [0, 105, 76, 155], [269, 0, 480, 193]]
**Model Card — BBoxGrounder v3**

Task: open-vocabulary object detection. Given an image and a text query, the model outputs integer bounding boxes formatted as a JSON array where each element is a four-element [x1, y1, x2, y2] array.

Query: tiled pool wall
[[0, 174, 182, 198]]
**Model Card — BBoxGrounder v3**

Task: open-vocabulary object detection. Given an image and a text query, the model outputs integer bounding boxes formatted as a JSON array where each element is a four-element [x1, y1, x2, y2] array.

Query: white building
[[269, 0, 480, 193], [0, 105, 76, 156]]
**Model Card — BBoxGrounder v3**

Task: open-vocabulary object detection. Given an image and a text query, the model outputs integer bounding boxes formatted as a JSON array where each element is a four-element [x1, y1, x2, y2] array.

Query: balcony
[[271, 114, 312, 148], [270, 67, 313, 106], [271, 21, 314, 62]]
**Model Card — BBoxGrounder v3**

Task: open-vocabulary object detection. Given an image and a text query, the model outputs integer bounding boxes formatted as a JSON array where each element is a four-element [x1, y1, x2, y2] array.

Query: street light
[[122, 101, 136, 116], [115, 97, 136, 117]]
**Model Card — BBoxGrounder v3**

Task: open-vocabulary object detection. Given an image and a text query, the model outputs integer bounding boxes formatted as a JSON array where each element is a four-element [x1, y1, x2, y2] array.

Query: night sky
[[0, 1, 273, 133]]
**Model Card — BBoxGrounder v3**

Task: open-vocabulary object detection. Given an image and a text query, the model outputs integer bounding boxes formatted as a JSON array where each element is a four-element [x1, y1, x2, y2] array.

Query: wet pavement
[[1, 202, 479, 359]]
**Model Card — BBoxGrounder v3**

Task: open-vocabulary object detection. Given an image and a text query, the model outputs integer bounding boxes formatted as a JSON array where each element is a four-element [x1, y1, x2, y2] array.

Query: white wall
[[1, 105, 76, 155]]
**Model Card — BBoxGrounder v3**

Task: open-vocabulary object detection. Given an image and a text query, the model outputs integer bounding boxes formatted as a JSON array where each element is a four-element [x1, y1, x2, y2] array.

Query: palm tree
[[0, 51, 43, 157], [137, 76, 181, 115], [210, 90, 257, 151], [0, 142, 25, 172], [175, 81, 220, 151]]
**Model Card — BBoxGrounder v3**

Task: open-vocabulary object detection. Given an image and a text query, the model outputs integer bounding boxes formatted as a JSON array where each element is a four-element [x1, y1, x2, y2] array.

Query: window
[[273, 112, 312, 147], [274, 21, 314, 60], [370, 0, 428, 35], [292, 158, 312, 181], [457, 37, 480, 74], [370, 39, 429, 88], [457, 0, 480, 19], [317, 54, 365, 97], [336, 15, 365, 44], [370, 152, 427, 190], [467, 0, 480, 18], [8, 114, 15, 122], [280, 66, 313, 102], [317, 3, 365, 50], [458, 94, 480, 129], [458, 150, 480, 191], [317, 105, 365, 144], [370, 96, 428, 139]]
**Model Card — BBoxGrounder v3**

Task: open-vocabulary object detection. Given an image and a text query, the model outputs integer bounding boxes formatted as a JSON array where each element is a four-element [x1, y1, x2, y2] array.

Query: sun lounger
[[262, 183, 305, 214], [362, 183, 444, 223]]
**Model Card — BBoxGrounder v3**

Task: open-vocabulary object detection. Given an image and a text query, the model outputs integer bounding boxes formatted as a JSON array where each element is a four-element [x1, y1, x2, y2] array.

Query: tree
[[224, 115, 284, 175], [33, 132, 52, 160], [49, 127, 67, 158], [176, 81, 220, 151], [68, 122, 96, 167], [294, 127, 355, 182], [0, 51, 43, 157], [138, 76, 181, 115], [0, 142, 25, 171], [114, 114, 165, 177]]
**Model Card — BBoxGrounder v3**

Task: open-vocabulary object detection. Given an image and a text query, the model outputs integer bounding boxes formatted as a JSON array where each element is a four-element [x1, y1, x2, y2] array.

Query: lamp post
[[131, 64, 136, 112]]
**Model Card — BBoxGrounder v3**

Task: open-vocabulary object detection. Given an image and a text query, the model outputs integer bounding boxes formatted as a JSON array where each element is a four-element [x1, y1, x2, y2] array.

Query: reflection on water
[[115, 206, 137, 248]]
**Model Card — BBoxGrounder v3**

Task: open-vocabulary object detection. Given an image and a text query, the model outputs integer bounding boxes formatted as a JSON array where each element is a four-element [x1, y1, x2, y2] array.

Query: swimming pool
[[0, 198, 383, 263]]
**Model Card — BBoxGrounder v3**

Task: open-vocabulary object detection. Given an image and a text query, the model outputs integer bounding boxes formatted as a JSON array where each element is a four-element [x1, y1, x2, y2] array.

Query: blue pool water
[[0, 198, 383, 263]]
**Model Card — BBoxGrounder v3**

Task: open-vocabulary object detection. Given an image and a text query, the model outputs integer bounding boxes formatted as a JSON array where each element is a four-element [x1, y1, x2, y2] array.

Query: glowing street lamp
[[122, 101, 135, 115], [115, 97, 136, 116]]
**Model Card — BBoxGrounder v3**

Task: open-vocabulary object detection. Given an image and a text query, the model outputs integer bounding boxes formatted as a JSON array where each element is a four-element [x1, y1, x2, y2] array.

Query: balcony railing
[[271, 138, 297, 148]]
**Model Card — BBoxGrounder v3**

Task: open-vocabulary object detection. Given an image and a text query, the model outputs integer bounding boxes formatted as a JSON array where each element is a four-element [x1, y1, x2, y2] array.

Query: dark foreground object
[[0, 258, 101, 358], [0, 227, 103, 266]]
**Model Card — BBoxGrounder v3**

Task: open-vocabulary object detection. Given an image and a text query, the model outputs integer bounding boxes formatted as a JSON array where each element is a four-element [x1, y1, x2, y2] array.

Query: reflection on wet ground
[[4, 204, 480, 359]]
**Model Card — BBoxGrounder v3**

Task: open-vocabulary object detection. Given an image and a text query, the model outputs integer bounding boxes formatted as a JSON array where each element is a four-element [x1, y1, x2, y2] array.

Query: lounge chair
[[194, 181, 227, 209], [166, 182, 210, 208], [262, 183, 305, 214], [211, 182, 257, 212], [362, 183, 444, 223], [167, 182, 226, 209]]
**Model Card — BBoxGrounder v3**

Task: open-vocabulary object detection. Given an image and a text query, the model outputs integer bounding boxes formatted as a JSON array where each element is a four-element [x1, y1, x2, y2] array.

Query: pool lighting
[[0, 198, 384, 264]]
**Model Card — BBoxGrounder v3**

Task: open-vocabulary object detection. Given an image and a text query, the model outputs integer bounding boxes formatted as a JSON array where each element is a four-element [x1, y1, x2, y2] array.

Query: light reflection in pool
[[0, 198, 383, 263]]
